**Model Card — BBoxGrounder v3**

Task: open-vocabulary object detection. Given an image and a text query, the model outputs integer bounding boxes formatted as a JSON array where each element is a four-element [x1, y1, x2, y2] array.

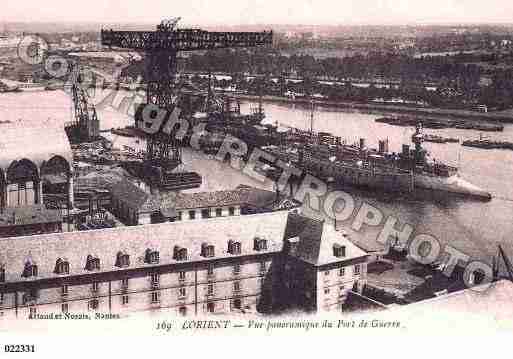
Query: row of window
[[178, 206, 237, 221], [324, 284, 346, 296], [25, 271, 257, 300], [324, 265, 361, 277], [28, 295, 242, 316], [206, 262, 267, 276]]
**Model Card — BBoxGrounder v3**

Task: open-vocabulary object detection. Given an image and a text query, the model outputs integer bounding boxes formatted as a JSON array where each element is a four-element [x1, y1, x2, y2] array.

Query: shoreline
[[232, 93, 513, 124]]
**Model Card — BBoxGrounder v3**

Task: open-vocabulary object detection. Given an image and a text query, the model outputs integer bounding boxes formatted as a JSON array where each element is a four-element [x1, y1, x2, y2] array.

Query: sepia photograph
[[1, 0, 513, 355]]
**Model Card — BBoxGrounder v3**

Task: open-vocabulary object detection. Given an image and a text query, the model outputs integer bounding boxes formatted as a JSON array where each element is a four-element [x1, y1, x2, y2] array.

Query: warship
[[262, 123, 492, 200]]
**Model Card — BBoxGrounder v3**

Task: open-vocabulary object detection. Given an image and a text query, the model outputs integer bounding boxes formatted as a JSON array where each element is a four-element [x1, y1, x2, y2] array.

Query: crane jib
[[100, 29, 273, 51]]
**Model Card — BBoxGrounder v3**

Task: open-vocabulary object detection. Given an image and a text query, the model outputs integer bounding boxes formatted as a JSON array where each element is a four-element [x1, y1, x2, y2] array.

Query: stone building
[[109, 181, 301, 225], [0, 125, 74, 209], [0, 210, 290, 319], [0, 205, 62, 238], [281, 214, 369, 312], [0, 207, 370, 318]]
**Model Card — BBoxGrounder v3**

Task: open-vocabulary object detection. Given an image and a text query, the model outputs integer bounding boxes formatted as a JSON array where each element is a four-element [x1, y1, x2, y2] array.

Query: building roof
[[0, 210, 289, 283], [109, 181, 300, 215], [0, 205, 62, 228], [0, 125, 73, 171], [284, 214, 368, 267], [108, 179, 160, 214], [162, 185, 300, 211]]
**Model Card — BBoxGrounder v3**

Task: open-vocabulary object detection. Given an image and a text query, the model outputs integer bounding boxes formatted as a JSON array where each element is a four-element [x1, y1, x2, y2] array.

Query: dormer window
[[333, 244, 346, 258], [228, 240, 242, 255], [173, 246, 188, 261], [145, 249, 160, 264], [54, 258, 70, 275], [254, 238, 268, 251], [116, 252, 130, 268], [85, 255, 101, 271], [22, 261, 38, 278], [201, 243, 215, 258]]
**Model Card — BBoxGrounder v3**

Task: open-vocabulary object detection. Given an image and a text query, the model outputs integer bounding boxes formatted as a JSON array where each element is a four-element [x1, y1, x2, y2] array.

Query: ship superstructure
[[262, 123, 492, 200]]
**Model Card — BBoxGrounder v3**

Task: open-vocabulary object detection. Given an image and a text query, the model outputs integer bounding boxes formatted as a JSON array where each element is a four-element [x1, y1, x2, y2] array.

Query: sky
[[3, 0, 513, 25]]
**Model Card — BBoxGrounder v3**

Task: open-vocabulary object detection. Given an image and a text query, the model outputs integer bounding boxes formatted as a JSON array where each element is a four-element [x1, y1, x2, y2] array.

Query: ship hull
[[414, 174, 492, 200], [265, 148, 492, 200]]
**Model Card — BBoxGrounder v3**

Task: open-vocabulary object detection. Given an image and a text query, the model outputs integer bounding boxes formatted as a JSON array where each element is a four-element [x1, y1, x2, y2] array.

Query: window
[[207, 263, 214, 276], [254, 238, 268, 251], [188, 210, 196, 220], [207, 284, 214, 296], [339, 268, 345, 277], [22, 262, 38, 278], [88, 299, 99, 310], [29, 306, 37, 316], [233, 298, 242, 309], [201, 243, 215, 258], [0, 267, 5, 283], [0, 293, 4, 305], [151, 292, 160, 304], [121, 278, 129, 290], [324, 270, 330, 276], [115, 252, 130, 268], [173, 246, 188, 261], [122, 295, 129, 305], [85, 255, 100, 271], [201, 209, 210, 218], [228, 207, 235, 216], [54, 258, 70, 275], [259, 261, 267, 273], [354, 265, 361, 275], [228, 240, 241, 255], [150, 273, 160, 286], [179, 306, 187, 316], [233, 281, 241, 292], [178, 287, 186, 298], [61, 303, 69, 313], [92, 281, 99, 293], [233, 264, 241, 275], [178, 271, 186, 281], [61, 285, 68, 296], [207, 302, 215, 313], [324, 288, 330, 294], [24, 289, 39, 304], [215, 208, 222, 217], [177, 211, 182, 221], [145, 249, 160, 264]]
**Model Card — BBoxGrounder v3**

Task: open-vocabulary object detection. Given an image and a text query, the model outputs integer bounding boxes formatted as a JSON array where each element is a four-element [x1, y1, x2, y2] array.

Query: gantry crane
[[101, 18, 273, 185]]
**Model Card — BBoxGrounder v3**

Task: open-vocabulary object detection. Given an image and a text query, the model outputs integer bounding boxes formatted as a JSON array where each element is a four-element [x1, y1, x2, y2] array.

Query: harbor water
[[1, 90, 512, 265]]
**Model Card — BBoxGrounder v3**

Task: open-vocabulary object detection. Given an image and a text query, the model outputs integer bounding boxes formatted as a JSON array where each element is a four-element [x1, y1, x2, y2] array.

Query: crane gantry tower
[[101, 18, 273, 187]]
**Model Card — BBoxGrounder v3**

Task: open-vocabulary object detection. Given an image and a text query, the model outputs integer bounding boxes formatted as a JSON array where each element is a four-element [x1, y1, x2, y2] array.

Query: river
[[1, 90, 512, 266], [239, 101, 513, 265]]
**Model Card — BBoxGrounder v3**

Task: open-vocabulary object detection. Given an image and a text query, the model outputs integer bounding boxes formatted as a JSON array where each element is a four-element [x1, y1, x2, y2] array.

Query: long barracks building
[[0, 209, 369, 319]]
